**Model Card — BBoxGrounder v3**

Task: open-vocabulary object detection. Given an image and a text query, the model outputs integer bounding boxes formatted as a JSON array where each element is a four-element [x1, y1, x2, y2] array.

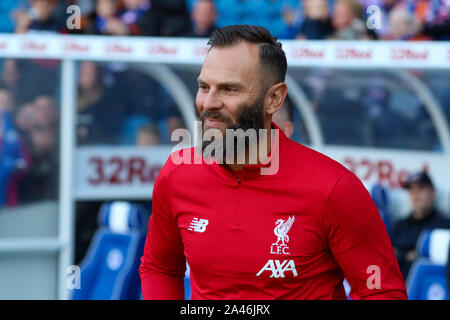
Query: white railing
[[0, 34, 449, 68]]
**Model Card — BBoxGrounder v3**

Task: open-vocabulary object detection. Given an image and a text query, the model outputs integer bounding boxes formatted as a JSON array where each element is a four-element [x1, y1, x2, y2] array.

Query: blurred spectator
[[390, 171, 450, 279], [119, 0, 151, 35], [361, 75, 397, 147], [9, 1, 62, 104], [384, 5, 430, 40], [15, 102, 35, 133], [137, 0, 192, 36], [295, 0, 334, 40], [356, 0, 397, 37], [33, 95, 59, 135], [329, 0, 372, 39], [422, 17, 450, 40], [110, 65, 186, 144], [76, 0, 96, 15], [16, 94, 59, 204], [422, 0, 450, 40], [85, 0, 129, 35], [136, 124, 162, 146], [10, 58, 59, 108], [13, 0, 66, 34], [282, 0, 303, 39], [77, 61, 127, 145], [188, 0, 217, 37], [0, 84, 29, 208], [166, 115, 186, 142], [1, 59, 20, 103]]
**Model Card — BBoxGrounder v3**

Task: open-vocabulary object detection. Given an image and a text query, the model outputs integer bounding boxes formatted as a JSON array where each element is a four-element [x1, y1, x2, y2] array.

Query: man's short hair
[[207, 24, 287, 87]]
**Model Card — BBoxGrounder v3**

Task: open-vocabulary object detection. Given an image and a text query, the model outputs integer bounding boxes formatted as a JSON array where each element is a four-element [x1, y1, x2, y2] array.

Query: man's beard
[[195, 95, 265, 163]]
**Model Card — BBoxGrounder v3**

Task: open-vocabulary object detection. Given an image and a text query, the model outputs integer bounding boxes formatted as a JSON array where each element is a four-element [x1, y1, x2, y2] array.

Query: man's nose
[[202, 90, 223, 111]]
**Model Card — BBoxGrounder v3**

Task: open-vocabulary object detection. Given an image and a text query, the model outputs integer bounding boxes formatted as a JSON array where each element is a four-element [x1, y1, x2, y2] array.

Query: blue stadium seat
[[406, 229, 450, 300], [370, 184, 390, 232], [71, 201, 149, 300]]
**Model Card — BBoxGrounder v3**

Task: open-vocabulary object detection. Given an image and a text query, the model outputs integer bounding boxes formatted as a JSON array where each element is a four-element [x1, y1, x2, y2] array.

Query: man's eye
[[225, 87, 236, 92]]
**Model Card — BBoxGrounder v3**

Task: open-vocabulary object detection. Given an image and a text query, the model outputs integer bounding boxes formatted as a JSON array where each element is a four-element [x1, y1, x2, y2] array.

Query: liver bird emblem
[[273, 216, 295, 246]]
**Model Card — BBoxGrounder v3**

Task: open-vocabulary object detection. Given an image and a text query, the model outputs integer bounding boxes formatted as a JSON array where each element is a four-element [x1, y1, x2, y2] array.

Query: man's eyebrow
[[197, 78, 244, 88], [218, 82, 244, 89]]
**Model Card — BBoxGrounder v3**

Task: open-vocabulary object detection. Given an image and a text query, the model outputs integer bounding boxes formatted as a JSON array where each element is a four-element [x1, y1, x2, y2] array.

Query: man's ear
[[264, 82, 288, 116]]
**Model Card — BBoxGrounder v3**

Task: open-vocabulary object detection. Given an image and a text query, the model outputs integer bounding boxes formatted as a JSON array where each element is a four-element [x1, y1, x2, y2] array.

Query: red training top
[[139, 123, 407, 300]]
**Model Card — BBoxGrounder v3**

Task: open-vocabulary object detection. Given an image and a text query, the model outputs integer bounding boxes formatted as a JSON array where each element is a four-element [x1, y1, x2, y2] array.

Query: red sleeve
[[324, 172, 408, 300], [139, 161, 186, 300]]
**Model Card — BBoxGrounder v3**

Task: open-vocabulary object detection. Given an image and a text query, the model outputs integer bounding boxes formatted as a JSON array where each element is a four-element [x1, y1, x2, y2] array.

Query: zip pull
[[237, 178, 241, 185]]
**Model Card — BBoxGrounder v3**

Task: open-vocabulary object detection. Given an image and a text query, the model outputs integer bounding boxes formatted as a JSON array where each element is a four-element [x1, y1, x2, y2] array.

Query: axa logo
[[187, 217, 209, 233], [271, 216, 295, 255], [256, 259, 298, 278]]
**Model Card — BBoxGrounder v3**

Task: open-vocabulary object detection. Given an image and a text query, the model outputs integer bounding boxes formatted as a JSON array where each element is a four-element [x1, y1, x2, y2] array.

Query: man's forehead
[[200, 42, 260, 81]]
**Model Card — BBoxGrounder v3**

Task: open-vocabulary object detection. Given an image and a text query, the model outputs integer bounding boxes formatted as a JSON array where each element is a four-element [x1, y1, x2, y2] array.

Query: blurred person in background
[[383, 5, 430, 40], [15, 102, 35, 134], [85, 0, 129, 35], [10, 1, 62, 103], [422, 0, 450, 40], [13, 0, 65, 34], [0, 84, 29, 208], [166, 115, 186, 144], [1, 59, 20, 104], [282, 0, 304, 39], [77, 61, 127, 145], [188, 0, 217, 38], [390, 171, 450, 279], [329, 0, 373, 39], [16, 95, 59, 204], [294, 0, 334, 40], [136, 123, 162, 146], [360, 75, 400, 148], [11, 57, 59, 106], [137, 0, 191, 36], [33, 95, 59, 135], [119, 0, 151, 35], [356, 0, 399, 38]]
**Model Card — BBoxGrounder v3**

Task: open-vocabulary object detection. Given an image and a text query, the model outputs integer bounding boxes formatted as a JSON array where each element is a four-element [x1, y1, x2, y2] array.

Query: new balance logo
[[188, 217, 209, 232], [256, 259, 298, 278]]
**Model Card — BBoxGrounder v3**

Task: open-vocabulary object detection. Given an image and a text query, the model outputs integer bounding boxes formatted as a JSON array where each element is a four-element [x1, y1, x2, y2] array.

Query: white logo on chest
[[256, 259, 298, 278], [188, 217, 209, 232], [271, 216, 295, 255]]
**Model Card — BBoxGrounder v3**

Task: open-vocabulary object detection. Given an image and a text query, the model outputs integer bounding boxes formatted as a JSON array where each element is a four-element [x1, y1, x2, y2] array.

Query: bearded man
[[139, 24, 407, 300]]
